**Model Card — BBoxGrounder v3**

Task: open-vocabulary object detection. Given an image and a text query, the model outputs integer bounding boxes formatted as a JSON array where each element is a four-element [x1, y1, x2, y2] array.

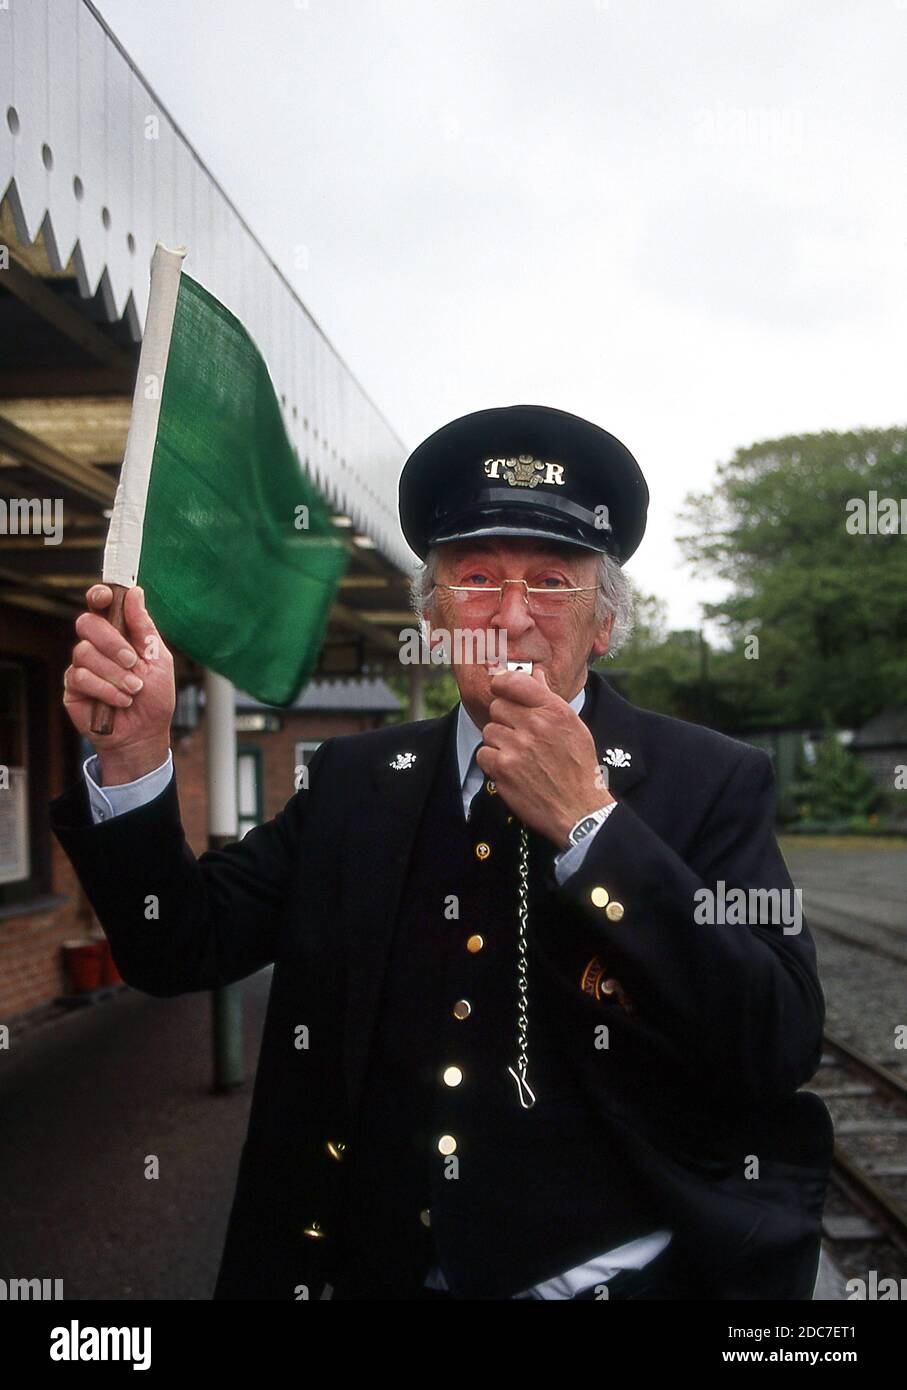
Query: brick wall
[[0, 605, 89, 1022]]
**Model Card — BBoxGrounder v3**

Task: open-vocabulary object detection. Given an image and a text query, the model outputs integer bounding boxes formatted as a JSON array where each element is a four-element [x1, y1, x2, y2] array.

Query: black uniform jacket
[[50, 670, 833, 1300]]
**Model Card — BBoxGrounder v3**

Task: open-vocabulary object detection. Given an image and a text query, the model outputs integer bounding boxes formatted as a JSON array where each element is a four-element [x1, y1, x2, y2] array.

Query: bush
[[790, 722, 886, 824]]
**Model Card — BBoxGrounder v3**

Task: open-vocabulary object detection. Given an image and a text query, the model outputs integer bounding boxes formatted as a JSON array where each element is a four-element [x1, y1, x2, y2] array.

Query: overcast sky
[[94, 0, 907, 630]]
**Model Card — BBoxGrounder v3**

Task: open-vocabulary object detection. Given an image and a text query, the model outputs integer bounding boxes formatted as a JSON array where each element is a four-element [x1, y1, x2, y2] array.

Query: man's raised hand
[[63, 584, 175, 783], [475, 665, 613, 848]]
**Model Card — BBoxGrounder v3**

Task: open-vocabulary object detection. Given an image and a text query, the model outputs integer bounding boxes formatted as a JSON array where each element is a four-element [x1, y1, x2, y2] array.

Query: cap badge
[[389, 752, 418, 771], [483, 455, 566, 487]]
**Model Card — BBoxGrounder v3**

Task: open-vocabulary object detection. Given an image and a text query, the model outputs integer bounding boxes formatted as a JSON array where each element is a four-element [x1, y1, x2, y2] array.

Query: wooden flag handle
[[89, 582, 131, 737]]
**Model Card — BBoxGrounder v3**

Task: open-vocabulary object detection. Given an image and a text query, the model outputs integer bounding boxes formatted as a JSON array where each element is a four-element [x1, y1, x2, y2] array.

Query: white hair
[[409, 543, 635, 657]]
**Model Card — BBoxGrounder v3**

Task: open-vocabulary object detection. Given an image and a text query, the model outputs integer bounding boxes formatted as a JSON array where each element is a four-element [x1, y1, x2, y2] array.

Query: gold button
[[475, 841, 491, 861], [466, 934, 484, 953], [452, 999, 472, 1020], [506, 815, 513, 824], [438, 1134, 457, 1155], [420, 1208, 432, 1228], [325, 1139, 346, 1162], [443, 1065, 463, 1087], [606, 901, 625, 921], [590, 886, 610, 908], [485, 779, 497, 795], [602, 978, 619, 995], [303, 1221, 326, 1239]]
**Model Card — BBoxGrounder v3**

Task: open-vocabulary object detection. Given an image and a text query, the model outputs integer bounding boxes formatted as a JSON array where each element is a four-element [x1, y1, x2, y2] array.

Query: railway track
[[810, 915, 907, 968], [817, 1032, 907, 1272]]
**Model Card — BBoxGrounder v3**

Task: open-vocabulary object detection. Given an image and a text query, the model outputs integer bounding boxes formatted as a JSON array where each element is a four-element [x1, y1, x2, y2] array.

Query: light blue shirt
[[82, 748, 174, 823], [81, 695, 671, 1297]]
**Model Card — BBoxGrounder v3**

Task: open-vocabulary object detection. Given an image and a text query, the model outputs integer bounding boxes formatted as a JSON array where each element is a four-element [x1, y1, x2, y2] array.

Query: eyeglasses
[[435, 578, 599, 618]]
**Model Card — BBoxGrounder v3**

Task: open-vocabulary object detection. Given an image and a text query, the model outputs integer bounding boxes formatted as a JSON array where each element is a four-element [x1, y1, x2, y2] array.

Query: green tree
[[384, 668, 460, 723], [605, 591, 751, 726], [677, 427, 907, 726]]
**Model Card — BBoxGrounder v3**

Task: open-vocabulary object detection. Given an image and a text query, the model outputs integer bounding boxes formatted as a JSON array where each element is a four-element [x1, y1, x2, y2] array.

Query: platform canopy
[[1, 0, 423, 676]]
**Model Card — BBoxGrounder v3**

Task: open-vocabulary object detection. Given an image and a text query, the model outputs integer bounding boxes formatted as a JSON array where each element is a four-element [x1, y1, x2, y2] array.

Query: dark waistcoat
[[336, 717, 658, 1300]]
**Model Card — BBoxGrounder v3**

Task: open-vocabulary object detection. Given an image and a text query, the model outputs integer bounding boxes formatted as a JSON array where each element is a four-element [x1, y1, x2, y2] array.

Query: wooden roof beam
[[2, 254, 135, 375], [0, 415, 114, 505]]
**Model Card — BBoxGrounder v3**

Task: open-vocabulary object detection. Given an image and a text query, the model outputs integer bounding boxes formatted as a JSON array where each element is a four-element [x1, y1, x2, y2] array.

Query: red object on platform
[[63, 940, 107, 993], [101, 940, 123, 986]]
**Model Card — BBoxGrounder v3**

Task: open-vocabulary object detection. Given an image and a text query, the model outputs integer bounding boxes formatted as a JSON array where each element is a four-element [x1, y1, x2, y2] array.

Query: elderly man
[[51, 404, 832, 1301]]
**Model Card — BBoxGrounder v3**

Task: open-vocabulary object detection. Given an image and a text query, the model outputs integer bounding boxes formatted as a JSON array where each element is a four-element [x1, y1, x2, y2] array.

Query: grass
[[778, 834, 907, 852]]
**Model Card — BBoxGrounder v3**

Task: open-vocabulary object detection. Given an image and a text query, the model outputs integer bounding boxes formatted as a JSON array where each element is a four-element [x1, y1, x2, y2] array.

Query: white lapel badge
[[603, 747, 631, 769], [390, 752, 418, 771]]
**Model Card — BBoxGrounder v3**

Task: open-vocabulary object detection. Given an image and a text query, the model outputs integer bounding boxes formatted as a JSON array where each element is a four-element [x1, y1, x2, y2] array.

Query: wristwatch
[[566, 802, 617, 849]]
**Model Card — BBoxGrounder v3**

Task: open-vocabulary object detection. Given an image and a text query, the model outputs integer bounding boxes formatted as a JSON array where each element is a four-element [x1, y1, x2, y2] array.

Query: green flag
[[119, 256, 348, 706]]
